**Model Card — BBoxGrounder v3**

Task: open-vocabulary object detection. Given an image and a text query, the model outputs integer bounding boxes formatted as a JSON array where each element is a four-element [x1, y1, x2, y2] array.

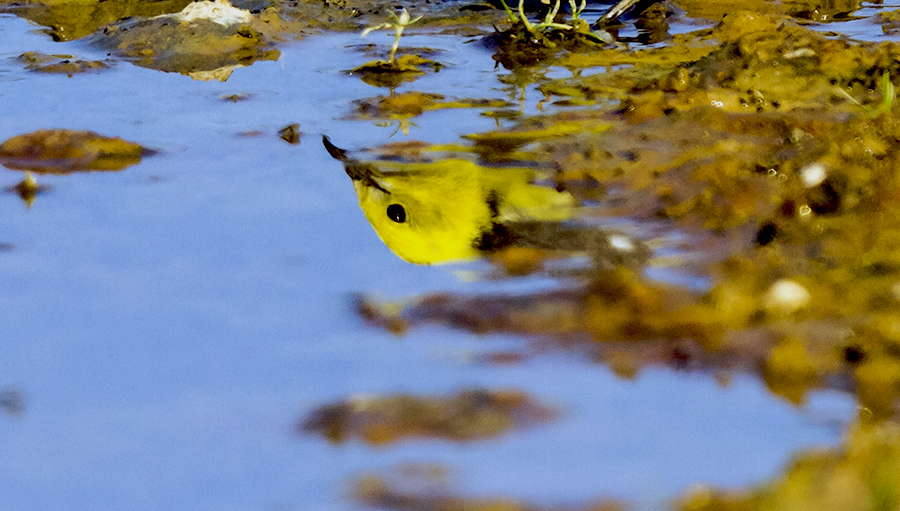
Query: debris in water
[[299, 388, 556, 444], [16, 52, 108, 75], [4, 172, 45, 208], [278, 123, 302, 144], [0, 387, 24, 416]]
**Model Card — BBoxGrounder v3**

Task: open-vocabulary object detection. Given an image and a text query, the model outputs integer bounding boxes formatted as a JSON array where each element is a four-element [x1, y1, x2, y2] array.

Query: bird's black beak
[[322, 135, 389, 194], [322, 135, 349, 162]]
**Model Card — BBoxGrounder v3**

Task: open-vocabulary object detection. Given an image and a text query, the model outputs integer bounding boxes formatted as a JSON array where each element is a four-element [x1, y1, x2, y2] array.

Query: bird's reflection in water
[[323, 136, 647, 268]]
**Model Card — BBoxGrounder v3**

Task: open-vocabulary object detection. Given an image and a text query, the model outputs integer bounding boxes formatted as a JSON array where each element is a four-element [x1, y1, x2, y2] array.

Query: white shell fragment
[[800, 162, 827, 188], [175, 0, 253, 26], [764, 279, 811, 314]]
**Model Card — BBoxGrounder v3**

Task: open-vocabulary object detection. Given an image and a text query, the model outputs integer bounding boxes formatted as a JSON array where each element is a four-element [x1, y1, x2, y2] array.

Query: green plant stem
[[389, 26, 403, 63], [568, 0, 586, 20], [518, 0, 535, 32], [498, 0, 518, 22], [543, 0, 561, 26], [540, 21, 573, 30]]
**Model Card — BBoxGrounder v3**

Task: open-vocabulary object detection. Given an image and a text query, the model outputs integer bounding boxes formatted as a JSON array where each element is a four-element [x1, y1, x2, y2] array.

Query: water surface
[[0, 11, 860, 511]]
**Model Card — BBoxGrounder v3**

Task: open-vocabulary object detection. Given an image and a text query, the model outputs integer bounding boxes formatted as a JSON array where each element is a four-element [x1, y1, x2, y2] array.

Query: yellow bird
[[323, 135, 576, 265]]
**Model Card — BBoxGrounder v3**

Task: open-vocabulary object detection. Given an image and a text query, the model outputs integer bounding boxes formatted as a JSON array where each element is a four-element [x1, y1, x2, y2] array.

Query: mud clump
[[679, 421, 900, 511], [278, 123, 301, 144], [357, 91, 445, 116], [17, 52, 108, 75], [354, 469, 626, 511], [4, 172, 47, 208], [350, 54, 443, 88], [0, 129, 150, 174], [91, 13, 281, 81], [487, 20, 610, 71], [876, 9, 900, 35], [354, 91, 512, 117], [0, 0, 194, 41], [299, 388, 556, 444]]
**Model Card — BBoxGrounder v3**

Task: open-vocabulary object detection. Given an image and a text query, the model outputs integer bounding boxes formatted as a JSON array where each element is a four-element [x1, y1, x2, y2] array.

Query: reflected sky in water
[[0, 12, 860, 511]]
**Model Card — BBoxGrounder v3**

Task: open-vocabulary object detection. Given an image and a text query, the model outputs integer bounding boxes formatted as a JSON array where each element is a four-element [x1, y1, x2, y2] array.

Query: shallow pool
[[0, 10, 862, 511]]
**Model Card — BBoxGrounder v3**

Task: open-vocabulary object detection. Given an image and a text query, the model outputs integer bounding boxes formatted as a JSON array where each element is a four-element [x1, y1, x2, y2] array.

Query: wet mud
[[0, 129, 149, 174], [354, 465, 626, 511], [300, 388, 556, 444]]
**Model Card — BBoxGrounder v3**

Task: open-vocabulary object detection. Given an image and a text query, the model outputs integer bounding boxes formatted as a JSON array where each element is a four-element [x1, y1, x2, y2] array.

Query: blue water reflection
[[0, 13, 858, 511]]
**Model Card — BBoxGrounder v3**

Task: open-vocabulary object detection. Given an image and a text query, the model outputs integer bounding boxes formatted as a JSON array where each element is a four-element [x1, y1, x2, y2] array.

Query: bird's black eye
[[386, 204, 406, 223]]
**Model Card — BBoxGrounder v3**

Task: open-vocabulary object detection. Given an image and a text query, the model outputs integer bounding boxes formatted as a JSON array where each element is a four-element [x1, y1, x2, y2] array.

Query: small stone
[[800, 162, 827, 188], [764, 279, 811, 314], [278, 123, 302, 144], [608, 234, 635, 252]]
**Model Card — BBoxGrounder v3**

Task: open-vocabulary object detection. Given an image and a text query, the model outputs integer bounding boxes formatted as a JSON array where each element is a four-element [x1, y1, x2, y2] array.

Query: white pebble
[[608, 234, 635, 252], [765, 279, 811, 313], [800, 162, 827, 188]]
